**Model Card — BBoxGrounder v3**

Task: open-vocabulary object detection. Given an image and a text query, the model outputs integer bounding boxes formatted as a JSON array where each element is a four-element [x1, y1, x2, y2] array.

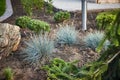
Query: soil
[[0, 0, 112, 80]]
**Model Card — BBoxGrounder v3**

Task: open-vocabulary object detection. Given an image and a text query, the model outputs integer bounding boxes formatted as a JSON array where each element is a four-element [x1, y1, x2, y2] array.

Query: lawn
[[0, 0, 6, 16]]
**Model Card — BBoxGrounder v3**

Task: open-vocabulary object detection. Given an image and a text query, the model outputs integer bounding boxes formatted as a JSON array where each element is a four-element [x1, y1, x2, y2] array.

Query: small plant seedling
[[3, 67, 14, 80]]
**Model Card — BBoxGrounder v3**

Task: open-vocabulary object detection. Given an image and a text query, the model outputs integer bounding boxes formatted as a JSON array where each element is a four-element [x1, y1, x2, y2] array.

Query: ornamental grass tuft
[[56, 25, 78, 45], [23, 33, 54, 66], [83, 31, 110, 51]]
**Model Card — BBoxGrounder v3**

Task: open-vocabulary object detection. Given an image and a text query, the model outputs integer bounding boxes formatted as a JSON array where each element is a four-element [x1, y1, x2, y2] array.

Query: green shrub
[[21, 0, 44, 16], [3, 67, 14, 80], [96, 10, 119, 29], [83, 31, 110, 51], [15, 16, 31, 28], [42, 58, 79, 80], [23, 34, 54, 65], [54, 11, 71, 22], [15, 16, 50, 33], [45, 0, 53, 14], [27, 19, 50, 33], [56, 25, 78, 45]]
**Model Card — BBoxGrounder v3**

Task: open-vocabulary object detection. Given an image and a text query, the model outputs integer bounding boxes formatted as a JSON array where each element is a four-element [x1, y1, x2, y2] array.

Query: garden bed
[[0, 0, 117, 80]]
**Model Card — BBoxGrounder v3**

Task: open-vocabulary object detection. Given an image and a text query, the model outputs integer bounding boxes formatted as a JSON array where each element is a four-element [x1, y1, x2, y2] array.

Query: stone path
[[52, 0, 120, 11]]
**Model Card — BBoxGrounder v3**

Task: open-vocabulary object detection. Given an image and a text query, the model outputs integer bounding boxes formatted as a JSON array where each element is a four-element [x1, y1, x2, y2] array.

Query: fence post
[[82, 0, 87, 31]]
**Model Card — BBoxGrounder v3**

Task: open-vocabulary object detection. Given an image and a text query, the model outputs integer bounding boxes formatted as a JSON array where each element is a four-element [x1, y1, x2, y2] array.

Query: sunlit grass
[[0, 0, 6, 16]]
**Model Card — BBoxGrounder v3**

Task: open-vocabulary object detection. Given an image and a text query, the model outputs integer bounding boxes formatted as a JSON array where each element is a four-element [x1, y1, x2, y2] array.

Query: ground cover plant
[[0, 0, 6, 16], [0, 0, 120, 80]]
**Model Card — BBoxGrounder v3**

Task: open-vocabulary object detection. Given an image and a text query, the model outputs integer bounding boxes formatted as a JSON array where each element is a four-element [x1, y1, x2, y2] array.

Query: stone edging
[[0, 0, 13, 22]]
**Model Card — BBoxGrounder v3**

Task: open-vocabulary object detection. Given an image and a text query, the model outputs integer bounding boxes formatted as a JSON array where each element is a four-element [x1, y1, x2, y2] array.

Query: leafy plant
[[77, 9, 120, 80], [33, 0, 44, 10], [3, 67, 14, 80], [54, 11, 71, 22], [27, 19, 50, 33], [15, 16, 50, 33], [96, 9, 119, 29], [43, 11, 120, 80], [21, 0, 33, 16], [56, 25, 78, 45], [96, 10, 120, 80], [23, 34, 54, 66], [42, 58, 79, 80], [21, 0, 44, 16], [15, 16, 31, 28], [45, 0, 53, 14], [83, 31, 110, 51]]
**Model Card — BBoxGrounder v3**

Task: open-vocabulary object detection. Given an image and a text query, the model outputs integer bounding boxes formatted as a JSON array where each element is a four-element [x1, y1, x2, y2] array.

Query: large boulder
[[0, 23, 21, 59]]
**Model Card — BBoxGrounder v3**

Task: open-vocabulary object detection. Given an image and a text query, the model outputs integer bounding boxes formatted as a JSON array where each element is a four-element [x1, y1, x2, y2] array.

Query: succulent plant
[[83, 31, 110, 51], [56, 25, 78, 45]]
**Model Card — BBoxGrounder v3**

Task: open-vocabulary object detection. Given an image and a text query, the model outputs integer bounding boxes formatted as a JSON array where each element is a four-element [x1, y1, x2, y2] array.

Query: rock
[[0, 23, 21, 59]]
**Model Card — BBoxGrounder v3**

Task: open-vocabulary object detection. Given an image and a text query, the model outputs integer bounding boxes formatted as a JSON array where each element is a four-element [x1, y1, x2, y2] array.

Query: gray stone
[[0, 23, 21, 59]]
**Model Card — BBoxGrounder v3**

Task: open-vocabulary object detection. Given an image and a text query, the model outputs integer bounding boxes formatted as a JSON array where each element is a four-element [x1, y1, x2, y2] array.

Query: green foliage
[[96, 10, 120, 80], [27, 19, 50, 33], [21, 0, 33, 16], [54, 11, 71, 22], [23, 34, 54, 65], [96, 10, 119, 29], [56, 25, 78, 45], [15, 16, 50, 33], [76, 61, 108, 80], [0, 0, 6, 16], [3, 67, 14, 80], [21, 0, 44, 16], [43, 10, 120, 80], [42, 58, 79, 80], [15, 16, 31, 28], [83, 31, 110, 51], [45, 0, 53, 14], [78, 10, 120, 80]]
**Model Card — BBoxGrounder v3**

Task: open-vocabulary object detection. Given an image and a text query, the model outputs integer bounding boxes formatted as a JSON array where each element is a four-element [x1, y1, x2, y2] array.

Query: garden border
[[0, 0, 13, 22]]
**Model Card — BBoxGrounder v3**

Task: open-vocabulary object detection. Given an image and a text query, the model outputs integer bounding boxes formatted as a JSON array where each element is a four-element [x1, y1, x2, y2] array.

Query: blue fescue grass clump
[[56, 25, 78, 45], [83, 31, 110, 51], [23, 34, 54, 65]]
